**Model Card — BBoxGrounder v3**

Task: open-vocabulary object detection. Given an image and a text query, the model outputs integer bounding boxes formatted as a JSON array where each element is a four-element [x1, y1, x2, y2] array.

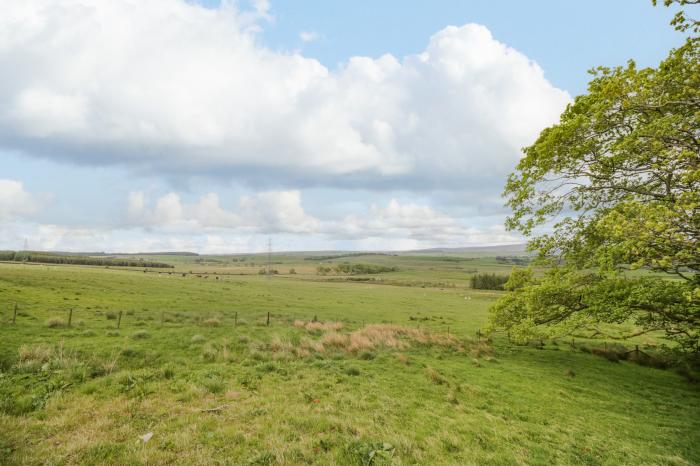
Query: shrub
[[191, 334, 206, 343], [470, 273, 509, 290], [105, 311, 118, 320]]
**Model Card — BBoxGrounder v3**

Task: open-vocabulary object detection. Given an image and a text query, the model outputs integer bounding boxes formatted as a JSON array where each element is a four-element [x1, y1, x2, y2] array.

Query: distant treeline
[[470, 273, 509, 290], [305, 253, 393, 261], [317, 263, 398, 275], [495, 256, 531, 266], [0, 251, 174, 268], [124, 251, 198, 257]]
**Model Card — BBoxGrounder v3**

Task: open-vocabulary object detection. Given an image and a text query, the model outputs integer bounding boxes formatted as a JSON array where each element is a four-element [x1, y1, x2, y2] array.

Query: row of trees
[[490, 1, 699, 356], [317, 263, 398, 275], [495, 256, 530, 266], [0, 251, 174, 268]]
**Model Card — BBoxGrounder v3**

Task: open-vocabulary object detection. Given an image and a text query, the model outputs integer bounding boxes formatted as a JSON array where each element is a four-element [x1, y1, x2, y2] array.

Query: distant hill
[[409, 244, 528, 254]]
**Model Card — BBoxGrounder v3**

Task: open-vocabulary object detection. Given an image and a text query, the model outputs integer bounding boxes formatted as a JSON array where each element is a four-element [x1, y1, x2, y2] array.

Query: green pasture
[[0, 257, 698, 465]]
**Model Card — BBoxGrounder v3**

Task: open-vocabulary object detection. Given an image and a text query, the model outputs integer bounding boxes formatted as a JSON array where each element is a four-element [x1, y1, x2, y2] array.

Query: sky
[[0, 0, 689, 253]]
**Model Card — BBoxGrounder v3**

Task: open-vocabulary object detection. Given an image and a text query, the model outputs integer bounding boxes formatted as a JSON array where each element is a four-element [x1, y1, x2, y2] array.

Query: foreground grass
[[0, 262, 698, 465]]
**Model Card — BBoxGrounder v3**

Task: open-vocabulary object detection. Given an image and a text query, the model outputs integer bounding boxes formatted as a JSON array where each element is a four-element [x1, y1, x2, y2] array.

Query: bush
[[191, 334, 206, 343], [470, 273, 509, 290], [105, 311, 118, 320], [131, 330, 150, 339]]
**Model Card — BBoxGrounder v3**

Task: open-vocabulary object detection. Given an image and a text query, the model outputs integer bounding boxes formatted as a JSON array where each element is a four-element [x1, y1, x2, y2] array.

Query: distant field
[[0, 254, 698, 465]]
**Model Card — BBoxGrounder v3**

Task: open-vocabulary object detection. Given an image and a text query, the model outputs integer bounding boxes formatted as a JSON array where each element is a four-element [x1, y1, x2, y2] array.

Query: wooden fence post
[[234, 311, 238, 327], [12, 302, 17, 324], [117, 311, 123, 329], [266, 311, 270, 326], [68, 308, 73, 327], [476, 328, 481, 343]]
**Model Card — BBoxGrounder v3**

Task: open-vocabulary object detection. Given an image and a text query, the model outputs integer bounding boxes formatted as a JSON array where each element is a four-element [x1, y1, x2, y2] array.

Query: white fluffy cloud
[[334, 199, 519, 245], [0, 0, 569, 189], [126, 190, 320, 234], [124, 190, 518, 247], [0, 179, 40, 220], [0, 190, 519, 252]]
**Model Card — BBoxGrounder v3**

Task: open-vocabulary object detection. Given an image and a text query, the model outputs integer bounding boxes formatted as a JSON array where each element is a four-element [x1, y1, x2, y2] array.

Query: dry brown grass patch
[[300, 338, 325, 353], [469, 341, 493, 358], [294, 320, 344, 332], [269, 335, 294, 353], [426, 367, 449, 385], [289, 322, 463, 356], [321, 331, 350, 348], [18, 344, 54, 364]]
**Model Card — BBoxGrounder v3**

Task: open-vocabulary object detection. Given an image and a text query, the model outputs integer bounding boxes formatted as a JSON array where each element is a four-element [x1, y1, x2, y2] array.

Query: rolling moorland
[[0, 250, 698, 465]]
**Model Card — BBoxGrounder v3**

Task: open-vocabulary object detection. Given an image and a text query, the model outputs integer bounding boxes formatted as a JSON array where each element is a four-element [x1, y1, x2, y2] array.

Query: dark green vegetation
[[469, 273, 510, 291], [0, 253, 698, 465], [492, 8, 700, 355], [317, 263, 398, 275], [0, 251, 173, 268]]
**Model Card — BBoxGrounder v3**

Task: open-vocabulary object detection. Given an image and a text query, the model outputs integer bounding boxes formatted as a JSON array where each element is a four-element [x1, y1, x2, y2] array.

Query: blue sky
[[0, 0, 688, 253]]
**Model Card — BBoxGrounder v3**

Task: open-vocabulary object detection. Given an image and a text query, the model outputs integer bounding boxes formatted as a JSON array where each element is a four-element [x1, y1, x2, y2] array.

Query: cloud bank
[[0, 0, 569, 190], [0, 179, 41, 220], [125, 190, 517, 245]]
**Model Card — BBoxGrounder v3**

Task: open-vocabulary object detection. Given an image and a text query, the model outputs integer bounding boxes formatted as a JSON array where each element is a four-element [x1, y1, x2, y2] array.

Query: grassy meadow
[[0, 253, 698, 465]]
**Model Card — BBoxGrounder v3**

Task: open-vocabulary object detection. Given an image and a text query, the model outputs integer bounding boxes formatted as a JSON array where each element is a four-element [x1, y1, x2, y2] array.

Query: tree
[[489, 9, 699, 354]]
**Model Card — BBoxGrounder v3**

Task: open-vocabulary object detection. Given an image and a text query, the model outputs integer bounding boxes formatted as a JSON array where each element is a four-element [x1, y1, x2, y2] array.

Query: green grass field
[[0, 255, 698, 465]]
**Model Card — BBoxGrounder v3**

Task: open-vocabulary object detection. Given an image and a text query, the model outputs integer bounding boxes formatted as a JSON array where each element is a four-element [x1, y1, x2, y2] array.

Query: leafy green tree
[[490, 10, 699, 354]]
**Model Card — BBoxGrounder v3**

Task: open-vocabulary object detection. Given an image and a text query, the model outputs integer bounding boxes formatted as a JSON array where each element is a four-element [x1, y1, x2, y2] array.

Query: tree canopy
[[489, 9, 699, 355]]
